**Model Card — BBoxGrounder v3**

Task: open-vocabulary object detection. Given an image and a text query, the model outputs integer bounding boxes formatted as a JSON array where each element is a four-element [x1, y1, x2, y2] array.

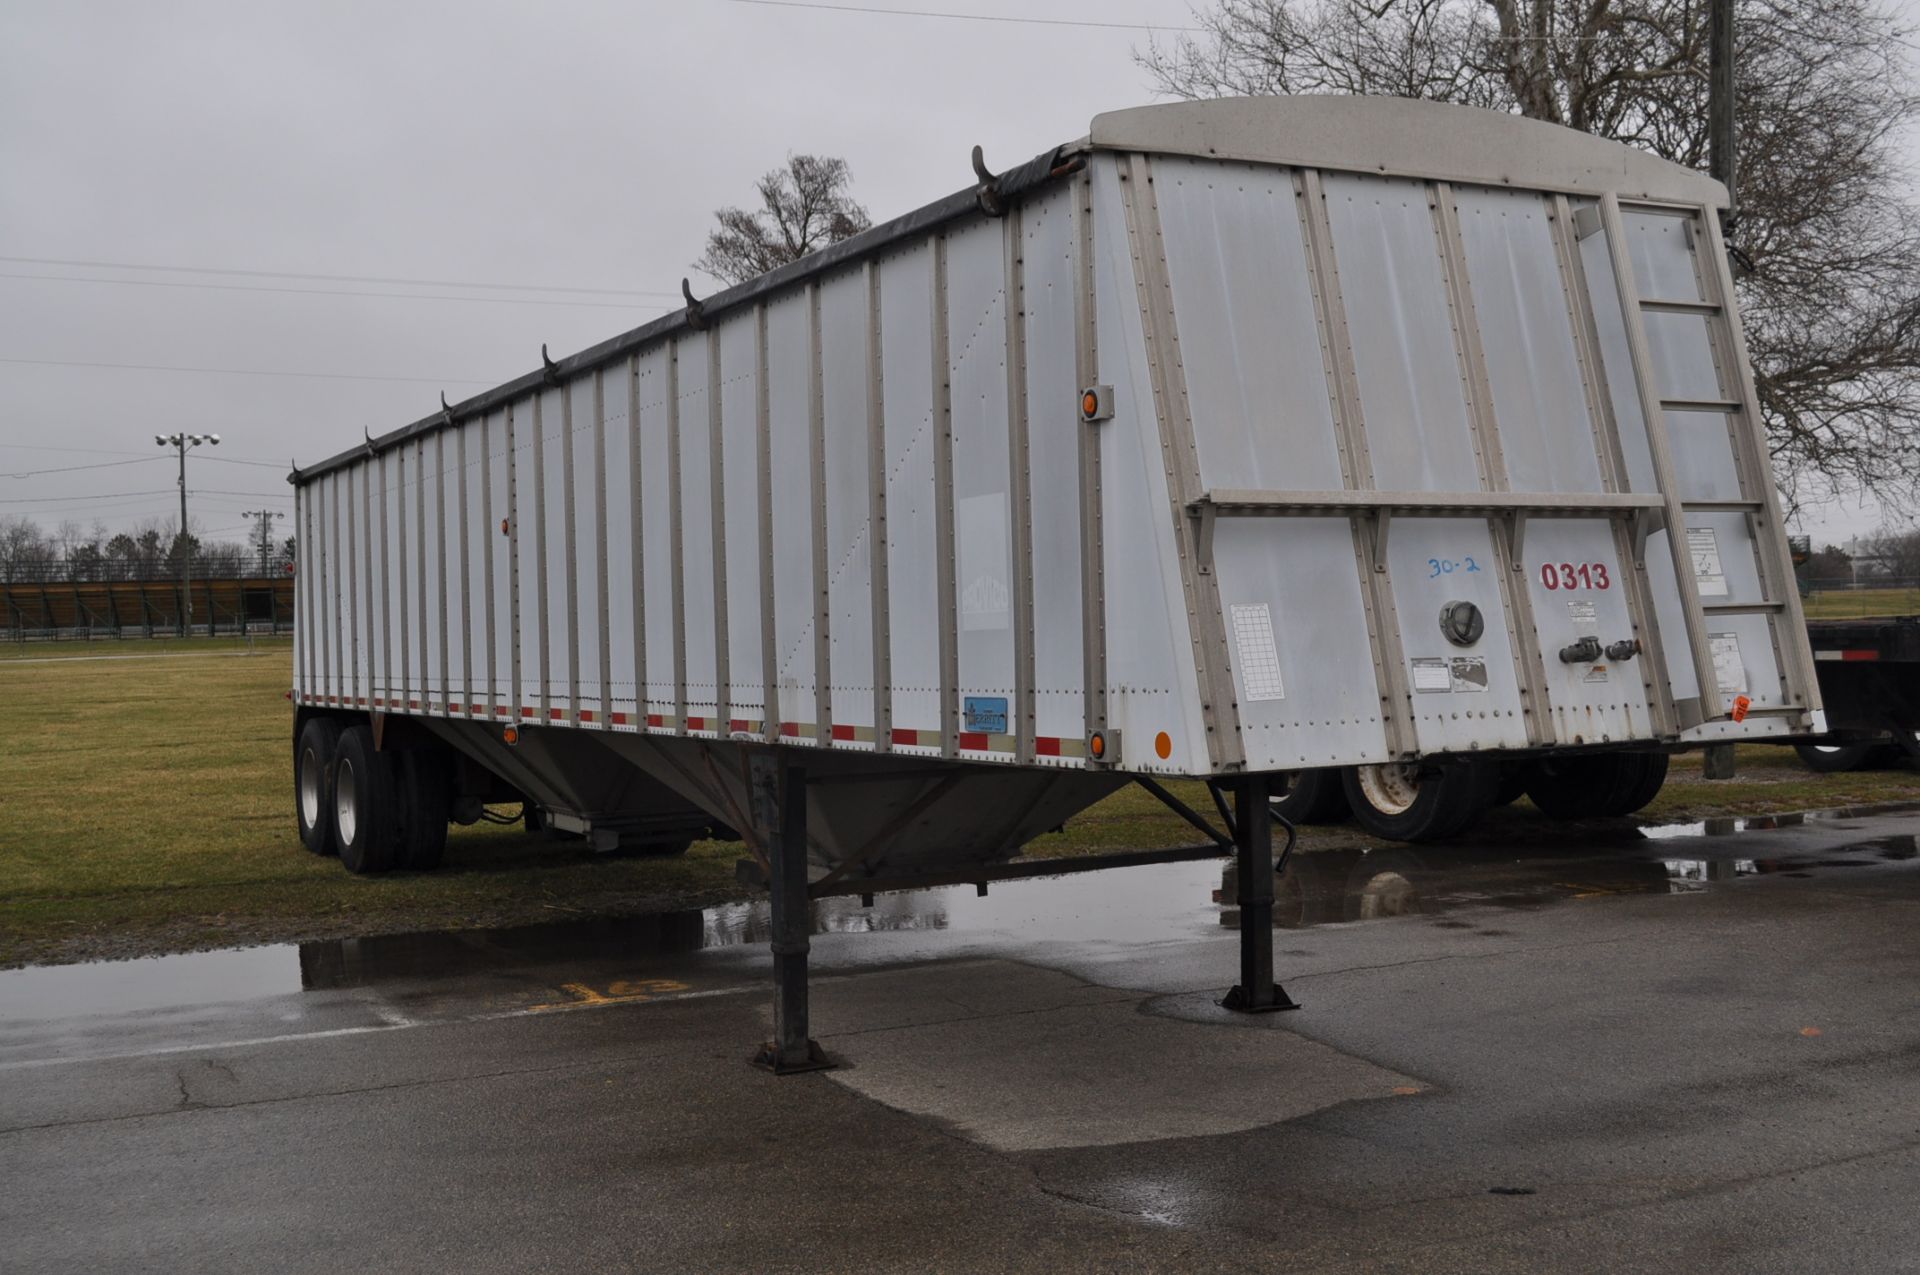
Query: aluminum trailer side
[[289, 96, 1821, 1066]]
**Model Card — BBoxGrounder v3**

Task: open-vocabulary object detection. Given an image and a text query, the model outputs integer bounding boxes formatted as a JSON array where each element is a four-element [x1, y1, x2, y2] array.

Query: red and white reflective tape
[[291, 691, 1088, 758], [1813, 649, 1881, 662]]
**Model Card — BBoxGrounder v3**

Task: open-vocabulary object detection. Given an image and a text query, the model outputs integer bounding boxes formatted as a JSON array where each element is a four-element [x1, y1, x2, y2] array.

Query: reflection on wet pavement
[[1, 812, 1915, 1029]]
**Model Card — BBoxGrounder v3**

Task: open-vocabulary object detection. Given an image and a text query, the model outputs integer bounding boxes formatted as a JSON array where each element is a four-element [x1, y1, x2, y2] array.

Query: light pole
[[155, 432, 219, 636], [240, 509, 284, 575]]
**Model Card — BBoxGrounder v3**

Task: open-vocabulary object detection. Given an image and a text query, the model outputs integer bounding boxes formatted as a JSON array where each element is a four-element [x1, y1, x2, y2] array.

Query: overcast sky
[[2, 0, 1915, 551]]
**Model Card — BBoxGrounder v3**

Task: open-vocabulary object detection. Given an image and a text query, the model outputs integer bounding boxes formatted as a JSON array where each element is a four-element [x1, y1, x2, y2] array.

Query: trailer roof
[[293, 95, 1724, 486], [1088, 96, 1726, 206]]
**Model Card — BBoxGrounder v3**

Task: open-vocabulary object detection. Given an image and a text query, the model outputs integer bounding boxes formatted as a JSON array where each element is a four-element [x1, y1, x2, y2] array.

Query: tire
[[396, 750, 452, 871], [1792, 741, 1876, 773], [295, 716, 342, 856], [1341, 759, 1492, 843], [1526, 751, 1668, 819], [331, 724, 402, 875], [1270, 769, 1351, 825]]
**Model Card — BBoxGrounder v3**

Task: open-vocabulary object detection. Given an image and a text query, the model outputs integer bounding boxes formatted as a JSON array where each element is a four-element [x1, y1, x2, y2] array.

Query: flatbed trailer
[[288, 96, 1820, 1068], [1790, 616, 1920, 770]]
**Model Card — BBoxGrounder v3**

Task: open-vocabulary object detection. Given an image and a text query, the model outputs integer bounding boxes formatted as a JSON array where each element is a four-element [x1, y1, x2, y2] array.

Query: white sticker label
[[1568, 599, 1598, 633], [1449, 656, 1489, 693], [1412, 658, 1452, 692], [1688, 528, 1729, 597], [1584, 663, 1610, 683], [1229, 603, 1286, 702], [1709, 632, 1746, 694]]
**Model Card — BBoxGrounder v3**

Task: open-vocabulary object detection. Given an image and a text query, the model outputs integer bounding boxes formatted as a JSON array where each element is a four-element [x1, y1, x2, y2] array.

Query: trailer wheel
[[1526, 751, 1668, 818], [1792, 742, 1877, 773], [331, 725, 402, 875], [1270, 769, 1351, 825], [295, 717, 343, 856], [397, 750, 452, 871], [1341, 760, 1490, 842]]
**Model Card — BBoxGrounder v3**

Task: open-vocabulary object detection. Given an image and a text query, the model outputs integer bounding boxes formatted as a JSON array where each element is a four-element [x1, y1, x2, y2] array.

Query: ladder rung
[[1640, 298, 1721, 315], [1660, 398, 1742, 413], [1682, 499, 1764, 512], [1703, 601, 1787, 615]]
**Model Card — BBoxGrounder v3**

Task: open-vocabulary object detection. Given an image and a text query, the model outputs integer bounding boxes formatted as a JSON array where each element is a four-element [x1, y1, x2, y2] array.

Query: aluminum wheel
[[334, 756, 359, 847], [299, 745, 324, 829], [1354, 763, 1422, 817]]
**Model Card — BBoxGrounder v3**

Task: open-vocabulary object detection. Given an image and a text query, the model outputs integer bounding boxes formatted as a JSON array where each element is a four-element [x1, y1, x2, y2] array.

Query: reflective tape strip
[[1813, 649, 1880, 662]]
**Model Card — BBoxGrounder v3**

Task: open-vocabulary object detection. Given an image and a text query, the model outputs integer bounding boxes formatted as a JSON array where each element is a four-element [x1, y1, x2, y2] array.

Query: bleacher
[[1, 574, 297, 641]]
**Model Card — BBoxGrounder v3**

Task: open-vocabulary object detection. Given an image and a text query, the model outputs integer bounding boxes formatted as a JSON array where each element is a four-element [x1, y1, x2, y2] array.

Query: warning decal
[[1412, 658, 1452, 693], [1708, 632, 1746, 694], [1688, 528, 1729, 597], [1230, 603, 1286, 702], [1449, 656, 1489, 693]]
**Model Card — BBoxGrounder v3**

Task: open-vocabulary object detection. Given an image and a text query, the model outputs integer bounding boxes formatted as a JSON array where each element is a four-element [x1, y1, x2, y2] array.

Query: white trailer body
[[291, 96, 1820, 875]]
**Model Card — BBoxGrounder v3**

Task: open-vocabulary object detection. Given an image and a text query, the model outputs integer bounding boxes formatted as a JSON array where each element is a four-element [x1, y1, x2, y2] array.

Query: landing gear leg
[[750, 753, 833, 1073], [1222, 774, 1300, 1014]]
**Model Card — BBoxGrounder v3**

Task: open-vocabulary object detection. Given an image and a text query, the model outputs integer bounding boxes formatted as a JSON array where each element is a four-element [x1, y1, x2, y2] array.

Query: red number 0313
[[1540, 562, 1611, 590]]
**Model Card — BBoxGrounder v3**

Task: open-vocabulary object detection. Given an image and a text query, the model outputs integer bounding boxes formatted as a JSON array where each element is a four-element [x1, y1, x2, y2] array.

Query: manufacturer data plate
[[1568, 599, 1598, 633], [1412, 658, 1452, 693], [963, 696, 1008, 734]]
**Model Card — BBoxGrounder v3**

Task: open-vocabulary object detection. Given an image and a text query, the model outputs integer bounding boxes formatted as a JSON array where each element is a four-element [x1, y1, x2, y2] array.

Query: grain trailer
[[290, 96, 1822, 1068]]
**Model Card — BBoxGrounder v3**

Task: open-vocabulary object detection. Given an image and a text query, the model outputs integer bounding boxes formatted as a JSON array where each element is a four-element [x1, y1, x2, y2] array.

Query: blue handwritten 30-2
[[1426, 556, 1482, 579]]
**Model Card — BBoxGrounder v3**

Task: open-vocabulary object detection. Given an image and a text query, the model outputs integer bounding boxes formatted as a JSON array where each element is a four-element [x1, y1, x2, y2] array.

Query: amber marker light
[[1089, 731, 1107, 761], [1082, 390, 1099, 418], [502, 725, 520, 746], [1154, 731, 1173, 760]]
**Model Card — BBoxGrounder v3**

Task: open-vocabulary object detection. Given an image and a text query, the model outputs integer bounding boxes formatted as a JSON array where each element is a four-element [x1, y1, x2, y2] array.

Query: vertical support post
[[750, 754, 833, 1073], [1222, 774, 1299, 1014], [1709, 0, 1737, 231]]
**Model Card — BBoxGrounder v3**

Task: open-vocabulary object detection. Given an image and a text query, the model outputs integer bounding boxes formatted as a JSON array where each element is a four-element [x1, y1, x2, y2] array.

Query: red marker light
[[1730, 694, 1751, 723]]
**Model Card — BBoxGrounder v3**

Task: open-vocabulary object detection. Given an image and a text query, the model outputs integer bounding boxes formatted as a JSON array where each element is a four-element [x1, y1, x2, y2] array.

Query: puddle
[[1636, 800, 1920, 841], [4, 822, 1916, 1026]]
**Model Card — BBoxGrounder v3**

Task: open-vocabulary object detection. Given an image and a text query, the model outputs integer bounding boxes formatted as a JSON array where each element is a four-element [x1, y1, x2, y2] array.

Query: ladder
[[1590, 192, 1819, 727]]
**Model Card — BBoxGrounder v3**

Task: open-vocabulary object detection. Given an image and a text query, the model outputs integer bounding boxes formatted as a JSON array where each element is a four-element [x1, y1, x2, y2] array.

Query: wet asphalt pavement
[[4, 807, 1920, 1273]]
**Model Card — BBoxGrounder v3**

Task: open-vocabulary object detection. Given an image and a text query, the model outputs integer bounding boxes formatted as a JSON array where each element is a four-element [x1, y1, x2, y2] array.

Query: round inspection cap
[[1439, 600, 1484, 647]]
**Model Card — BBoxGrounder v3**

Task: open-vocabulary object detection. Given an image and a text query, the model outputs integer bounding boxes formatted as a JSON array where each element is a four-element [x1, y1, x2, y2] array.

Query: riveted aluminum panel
[[1452, 187, 1605, 495], [765, 292, 818, 735], [1386, 516, 1531, 752], [1524, 519, 1653, 739], [945, 216, 1019, 752], [566, 378, 601, 718], [1087, 155, 1210, 774], [635, 348, 677, 718], [1324, 173, 1483, 493], [819, 266, 876, 744], [1019, 185, 1088, 753], [718, 312, 764, 727], [877, 242, 943, 752], [1149, 156, 1379, 766], [673, 339, 719, 730], [435, 433, 461, 709], [484, 410, 512, 709], [602, 368, 638, 725]]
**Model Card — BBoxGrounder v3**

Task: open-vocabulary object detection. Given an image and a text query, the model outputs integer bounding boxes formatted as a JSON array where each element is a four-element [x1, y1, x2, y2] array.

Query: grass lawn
[[1801, 587, 1920, 619], [3, 638, 1916, 968]]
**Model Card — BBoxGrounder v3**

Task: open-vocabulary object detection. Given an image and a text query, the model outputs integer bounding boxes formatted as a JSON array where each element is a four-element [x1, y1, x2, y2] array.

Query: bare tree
[[695, 154, 873, 287], [1139, 0, 1920, 514], [1860, 525, 1920, 579]]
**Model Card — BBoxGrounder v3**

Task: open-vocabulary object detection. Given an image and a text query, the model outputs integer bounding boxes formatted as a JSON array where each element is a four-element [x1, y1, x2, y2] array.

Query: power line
[[0, 357, 492, 387], [0, 255, 682, 301], [0, 488, 173, 505], [725, 0, 1200, 31], [0, 271, 663, 312], [2, 456, 161, 480]]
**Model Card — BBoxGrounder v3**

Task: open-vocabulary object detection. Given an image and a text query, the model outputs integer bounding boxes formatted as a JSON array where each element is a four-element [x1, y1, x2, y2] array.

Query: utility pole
[[155, 432, 219, 636], [1709, 0, 1737, 230], [241, 509, 284, 576]]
